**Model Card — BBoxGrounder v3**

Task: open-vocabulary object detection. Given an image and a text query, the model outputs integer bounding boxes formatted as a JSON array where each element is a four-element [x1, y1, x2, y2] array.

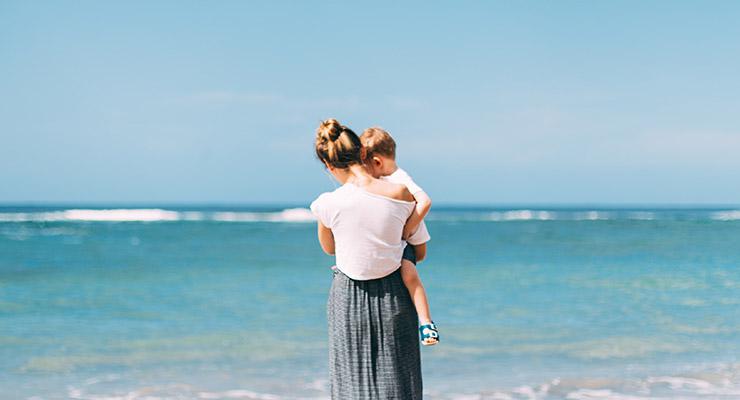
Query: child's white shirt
[[381, 167, 430, 245]]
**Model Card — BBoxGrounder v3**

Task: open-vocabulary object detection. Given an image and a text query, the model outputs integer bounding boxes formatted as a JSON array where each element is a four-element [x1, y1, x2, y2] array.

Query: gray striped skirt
[[328, 267, 422, 399]]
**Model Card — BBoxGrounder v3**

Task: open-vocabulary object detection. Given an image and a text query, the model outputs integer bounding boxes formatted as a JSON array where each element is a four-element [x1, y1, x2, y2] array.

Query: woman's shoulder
[[312, 184, 355, 205], [310, 186, 352, 224], [312, 186, 342, 204]]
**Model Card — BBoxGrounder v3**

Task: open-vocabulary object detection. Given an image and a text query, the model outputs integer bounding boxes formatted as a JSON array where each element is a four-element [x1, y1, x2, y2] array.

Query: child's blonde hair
[[360, 127, 396, 159]]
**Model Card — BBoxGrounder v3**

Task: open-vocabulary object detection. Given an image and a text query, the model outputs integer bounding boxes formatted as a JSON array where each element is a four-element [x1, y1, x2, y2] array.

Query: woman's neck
[[334, 164, 374, 186]]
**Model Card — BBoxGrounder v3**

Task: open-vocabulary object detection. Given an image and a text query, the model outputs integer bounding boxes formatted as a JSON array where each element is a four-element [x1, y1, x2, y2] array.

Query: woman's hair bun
[[314, 118, 363, 169], [318, 118, 344, 142]]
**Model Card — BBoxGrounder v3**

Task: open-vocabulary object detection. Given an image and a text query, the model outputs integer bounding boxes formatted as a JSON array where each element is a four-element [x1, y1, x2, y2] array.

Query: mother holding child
[[310, 119, 439, 399]]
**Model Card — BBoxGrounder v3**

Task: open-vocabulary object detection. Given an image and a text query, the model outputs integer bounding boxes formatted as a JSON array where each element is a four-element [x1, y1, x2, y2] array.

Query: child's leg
[[400, 260, 433, 325], [401, 244, 438, 345]]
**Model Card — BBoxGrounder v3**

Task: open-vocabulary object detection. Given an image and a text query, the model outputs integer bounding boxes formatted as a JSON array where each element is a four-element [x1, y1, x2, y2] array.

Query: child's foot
[[419, 321, 439, 346]]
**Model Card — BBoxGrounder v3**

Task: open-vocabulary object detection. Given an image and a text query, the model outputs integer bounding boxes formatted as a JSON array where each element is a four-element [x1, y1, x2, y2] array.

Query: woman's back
[[311, 181, 415, 280]]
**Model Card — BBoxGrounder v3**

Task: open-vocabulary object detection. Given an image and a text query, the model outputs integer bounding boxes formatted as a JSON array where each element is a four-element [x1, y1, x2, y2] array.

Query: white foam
[[211, 208, 315, 223], [54, 366, 740, 400], [198, 390, 281, 399], [575, 211, 611, 221], [0, 209, 180, 222], [63, 209, 181, 222], [68, 385, 157, 400], [565, 389, 647, 400], [0, 208, 732, 224], [489, 210, 555, 221], [211, 212, 261, 222], [271, 207, 316, 222], [0, 208, 316, 223], [712, 210, 740, 221], [68, 386, 293, 400], [448, 394, 484, 400], [645, 375, 740, 396], [0, 212, 33, 222], [647, 376, 713, 390]]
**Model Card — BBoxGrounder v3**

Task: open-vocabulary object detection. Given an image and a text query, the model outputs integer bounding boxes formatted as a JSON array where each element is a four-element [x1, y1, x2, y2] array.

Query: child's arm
[[413, 243, 427, 263], [317, 221, 335, 255], [403, 190, 432, 240]]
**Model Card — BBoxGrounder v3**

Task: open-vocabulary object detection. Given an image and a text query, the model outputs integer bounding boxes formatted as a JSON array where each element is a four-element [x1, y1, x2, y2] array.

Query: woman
[[310, 119, 425, 399]]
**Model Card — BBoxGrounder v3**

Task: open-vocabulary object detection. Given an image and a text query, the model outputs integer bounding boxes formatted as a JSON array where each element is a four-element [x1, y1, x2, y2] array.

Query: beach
[[1, 206, 739, 399]]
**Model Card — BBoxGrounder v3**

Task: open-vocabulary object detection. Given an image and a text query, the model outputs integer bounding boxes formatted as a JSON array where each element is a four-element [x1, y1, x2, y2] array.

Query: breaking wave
[[60, 364, 740, 399], [1, 208, 739, 223], [0, 208, 316, 223], [711, 210, 740, 221]]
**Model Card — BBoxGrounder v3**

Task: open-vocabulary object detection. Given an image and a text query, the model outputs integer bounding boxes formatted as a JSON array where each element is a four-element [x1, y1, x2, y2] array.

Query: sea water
[[1, 206, 739, 399]]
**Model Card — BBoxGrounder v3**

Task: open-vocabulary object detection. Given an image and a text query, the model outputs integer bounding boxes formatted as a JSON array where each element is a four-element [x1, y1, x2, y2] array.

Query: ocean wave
[[438, 209, 644, 222], [211, 208, 315, 223], [67, 385, 326, 400], [0, 208, 317, 223], [0, 209, 180, 222], [1, 208, 737, 224], [573, 211, 612, 221], [67, 386, 296, 400], [563, 388, 647, 399], [51, 363, 740, 399], [488, 210, 555, 221], [711, 210, 740, 221], [441, 365, 740, 399], [198, 389, 283, 399], [198, 389, 281, 400]]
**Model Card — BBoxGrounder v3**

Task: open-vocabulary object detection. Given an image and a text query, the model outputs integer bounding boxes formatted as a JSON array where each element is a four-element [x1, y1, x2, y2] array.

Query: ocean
[[1, 205, 739, 399]]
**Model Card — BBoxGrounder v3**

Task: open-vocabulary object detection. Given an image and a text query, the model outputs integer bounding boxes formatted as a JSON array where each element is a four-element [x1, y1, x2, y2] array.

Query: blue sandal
[[419, 322, 439, 346]]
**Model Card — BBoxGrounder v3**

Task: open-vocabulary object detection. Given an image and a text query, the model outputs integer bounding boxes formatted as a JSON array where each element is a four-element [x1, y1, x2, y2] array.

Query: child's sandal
[[419, 321, 439, 346]]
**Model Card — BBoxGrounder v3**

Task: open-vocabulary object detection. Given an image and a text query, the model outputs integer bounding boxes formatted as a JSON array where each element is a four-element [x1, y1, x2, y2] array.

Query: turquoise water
[[1, 206, 740, 399]]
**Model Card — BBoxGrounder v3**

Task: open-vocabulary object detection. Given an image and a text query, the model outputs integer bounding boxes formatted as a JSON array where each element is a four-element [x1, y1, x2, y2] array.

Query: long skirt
[[327, 267, 422, 399]]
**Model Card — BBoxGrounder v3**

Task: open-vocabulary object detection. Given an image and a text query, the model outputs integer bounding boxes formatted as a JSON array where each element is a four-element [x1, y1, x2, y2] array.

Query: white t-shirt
[[310, 182, 430, 280], [381, 167, 429, 242]]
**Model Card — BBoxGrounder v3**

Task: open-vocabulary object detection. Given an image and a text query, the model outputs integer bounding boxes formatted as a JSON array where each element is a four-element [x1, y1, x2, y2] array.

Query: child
[[360, 127, 439, 346]]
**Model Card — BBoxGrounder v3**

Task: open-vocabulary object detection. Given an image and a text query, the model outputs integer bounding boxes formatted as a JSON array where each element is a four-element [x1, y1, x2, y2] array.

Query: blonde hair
[[315, 119, 363, 168], [360, 127, 396, 159]]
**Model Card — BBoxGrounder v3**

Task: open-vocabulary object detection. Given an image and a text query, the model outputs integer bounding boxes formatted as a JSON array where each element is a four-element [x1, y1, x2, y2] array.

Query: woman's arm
[[317, 221, 335, 255]]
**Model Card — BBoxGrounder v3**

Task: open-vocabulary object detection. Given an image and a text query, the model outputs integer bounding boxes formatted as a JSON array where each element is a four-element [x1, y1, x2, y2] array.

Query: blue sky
[[1, 1, 739, 205]]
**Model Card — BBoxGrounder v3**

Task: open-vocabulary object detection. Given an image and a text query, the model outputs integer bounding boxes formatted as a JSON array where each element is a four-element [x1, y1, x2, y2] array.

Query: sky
[[1, 1, 739, 205]]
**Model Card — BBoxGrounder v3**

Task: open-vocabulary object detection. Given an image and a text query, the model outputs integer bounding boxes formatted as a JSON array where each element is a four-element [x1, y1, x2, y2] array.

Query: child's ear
[[372, 156, 382, 167]]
